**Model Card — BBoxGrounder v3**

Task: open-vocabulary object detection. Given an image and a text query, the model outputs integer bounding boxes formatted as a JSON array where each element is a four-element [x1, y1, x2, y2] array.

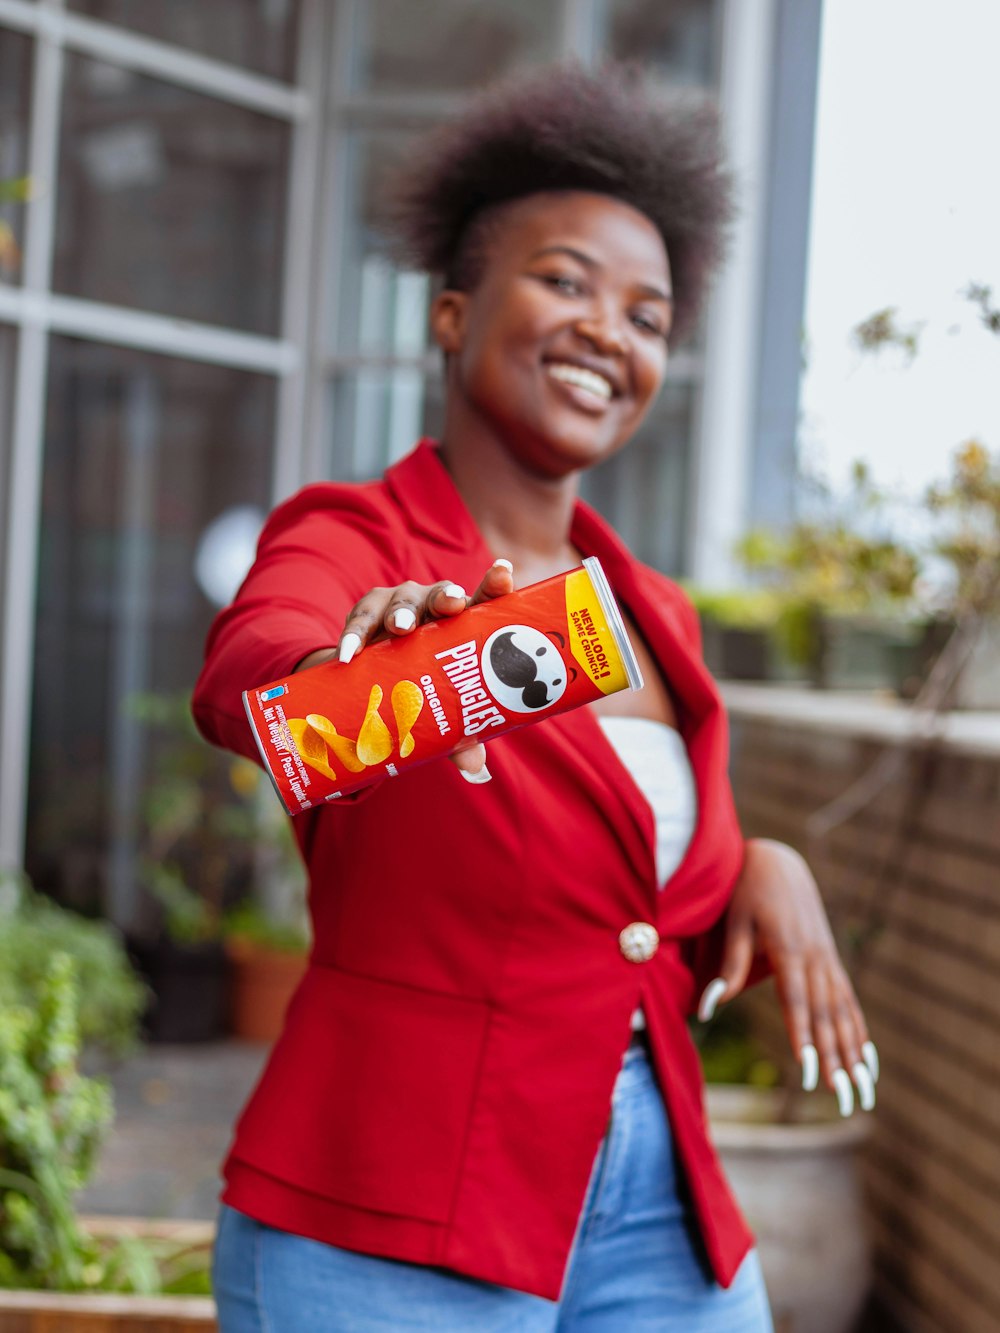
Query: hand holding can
[[244, 557, 643, 815]]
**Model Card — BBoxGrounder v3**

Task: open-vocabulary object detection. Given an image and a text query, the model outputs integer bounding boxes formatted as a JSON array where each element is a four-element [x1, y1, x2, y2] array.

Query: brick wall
[[728, 710, 1000, 1333]]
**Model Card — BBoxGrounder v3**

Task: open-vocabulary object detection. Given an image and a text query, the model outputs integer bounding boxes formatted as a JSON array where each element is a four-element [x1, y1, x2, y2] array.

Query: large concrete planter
[[0, 1217, 216, 1331], [707, 1085, 872, 1333]]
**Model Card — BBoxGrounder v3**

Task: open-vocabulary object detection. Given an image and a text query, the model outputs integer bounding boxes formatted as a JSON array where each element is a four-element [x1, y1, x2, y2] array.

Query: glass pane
[[52, 54, 290, 334], [323, 367, 443, 482], [26, 338, 276, 921], [0, 28, 32, 288], [601, 0, 719, 88], [0, 326, 17, 634], [580, 379, 695, 574], [348, 0, 560, 94], [67, 0, 302, 82], [331, 132, 432, 356]]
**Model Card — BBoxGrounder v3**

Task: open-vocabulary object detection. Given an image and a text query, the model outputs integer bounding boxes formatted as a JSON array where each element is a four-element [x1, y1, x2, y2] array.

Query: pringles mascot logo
[[481, 625, 575, 713]]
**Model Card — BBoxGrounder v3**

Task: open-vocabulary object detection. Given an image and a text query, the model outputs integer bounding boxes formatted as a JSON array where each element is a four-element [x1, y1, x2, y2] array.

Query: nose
[[572, 304, 628, 357]]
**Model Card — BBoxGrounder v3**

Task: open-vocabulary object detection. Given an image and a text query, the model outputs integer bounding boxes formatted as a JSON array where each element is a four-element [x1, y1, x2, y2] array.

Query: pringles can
[[244, 557, 642, 814]]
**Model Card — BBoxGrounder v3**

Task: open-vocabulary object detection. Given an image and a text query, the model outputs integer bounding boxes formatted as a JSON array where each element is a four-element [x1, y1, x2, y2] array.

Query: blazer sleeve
[[192, 482, 402, 764]]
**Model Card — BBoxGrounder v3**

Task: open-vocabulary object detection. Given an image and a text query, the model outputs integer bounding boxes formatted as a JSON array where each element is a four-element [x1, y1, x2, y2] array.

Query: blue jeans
[[212, 1045, 773, 1332]]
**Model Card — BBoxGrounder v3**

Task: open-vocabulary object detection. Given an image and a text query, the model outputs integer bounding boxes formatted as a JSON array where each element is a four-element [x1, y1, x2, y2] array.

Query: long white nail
[[460, 765, 492, 785], [862, 1041, 880, 1084], [800, 1044, 819, 1092], [392, 607, 416, 631], [442, 583, 466, 600], [852, 1062, 876, 1111], [492, 558, 513, 572], [832, 1068, 854, 1117], [697, 978, 727, 1023], [338, 633, 361, 664]]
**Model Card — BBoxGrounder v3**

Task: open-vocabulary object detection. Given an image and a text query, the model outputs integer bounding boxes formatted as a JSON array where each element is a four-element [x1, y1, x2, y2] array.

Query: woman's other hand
[[697, 838, 878, 1116], [294, 558, 515, 783]]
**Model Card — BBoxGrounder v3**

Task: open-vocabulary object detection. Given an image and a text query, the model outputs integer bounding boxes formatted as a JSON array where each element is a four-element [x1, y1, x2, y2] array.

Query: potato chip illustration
[[288, 717, 336, 780], [355, 684, 393, 766], [391, 680, 424, 759], [306, 713, 366, 773]]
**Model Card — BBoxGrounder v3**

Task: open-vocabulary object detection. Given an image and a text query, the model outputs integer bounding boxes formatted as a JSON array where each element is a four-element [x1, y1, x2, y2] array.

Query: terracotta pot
[[224, 938, 307, 1042], [707, 1085, 872, 1333]]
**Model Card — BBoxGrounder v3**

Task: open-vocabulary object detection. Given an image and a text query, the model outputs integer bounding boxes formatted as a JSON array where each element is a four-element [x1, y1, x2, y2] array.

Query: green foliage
[[0, 176, 30, 206], [738, 463, 920, 617], [0, 870, 146, 1058], [692, 1002, 780, 1089], [222, 899, 309, 953], [925, 439, 1000, 619], [735, 463, 922, 667], [682, 586, 783, 631], [851, 306, 922, 360], [0, 949, 213, 1294], [0, 953, 113, 1289]]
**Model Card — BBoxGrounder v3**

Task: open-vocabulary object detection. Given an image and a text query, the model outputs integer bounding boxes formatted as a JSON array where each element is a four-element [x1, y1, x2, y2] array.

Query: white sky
[[800, 0, 1000, 503]]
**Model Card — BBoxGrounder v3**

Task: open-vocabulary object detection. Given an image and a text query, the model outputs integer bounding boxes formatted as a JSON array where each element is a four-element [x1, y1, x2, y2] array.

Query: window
[[345, 0, 560, 94], [602, 0, 720, 86], [67, 0, 302, 81], [27, 338, 275, 914], [53, 55, 291, 333]]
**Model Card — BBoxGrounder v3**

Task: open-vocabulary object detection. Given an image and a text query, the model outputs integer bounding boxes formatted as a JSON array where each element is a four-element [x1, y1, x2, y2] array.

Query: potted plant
[[736, 462, 923, 690], [0, 946, 216, 1326], [127, 691, 310, 1043], [682, 586, 794, 682], [222, 898, 309, 1043]]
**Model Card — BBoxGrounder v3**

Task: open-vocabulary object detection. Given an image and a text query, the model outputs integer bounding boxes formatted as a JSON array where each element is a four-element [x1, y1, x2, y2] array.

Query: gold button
[[619, 922, 659, 963]]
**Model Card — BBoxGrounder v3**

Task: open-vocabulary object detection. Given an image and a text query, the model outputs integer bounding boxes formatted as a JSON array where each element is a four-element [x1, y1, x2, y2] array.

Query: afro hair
[[385, 62, 734, 342]]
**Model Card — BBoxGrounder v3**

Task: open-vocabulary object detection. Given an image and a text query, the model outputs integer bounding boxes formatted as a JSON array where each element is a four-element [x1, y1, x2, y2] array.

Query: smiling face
[[431, 191, 672, 479]]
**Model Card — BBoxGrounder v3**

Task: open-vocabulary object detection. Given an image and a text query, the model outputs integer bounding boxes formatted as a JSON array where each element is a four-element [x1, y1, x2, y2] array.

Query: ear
[[430, 289, 468, 355]]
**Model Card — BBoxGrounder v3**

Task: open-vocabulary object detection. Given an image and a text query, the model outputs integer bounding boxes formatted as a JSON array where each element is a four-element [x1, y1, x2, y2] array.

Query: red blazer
[[193, 440, 755, 1299]]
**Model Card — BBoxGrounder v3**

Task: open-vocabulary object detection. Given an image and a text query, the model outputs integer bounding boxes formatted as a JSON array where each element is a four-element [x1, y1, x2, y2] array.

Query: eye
[[631, 310, 668, 338], [538, 272, 585, 297]]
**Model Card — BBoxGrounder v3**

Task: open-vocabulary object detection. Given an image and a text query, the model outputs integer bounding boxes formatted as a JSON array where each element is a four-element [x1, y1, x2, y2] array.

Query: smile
[[545, 363, 614, 403]]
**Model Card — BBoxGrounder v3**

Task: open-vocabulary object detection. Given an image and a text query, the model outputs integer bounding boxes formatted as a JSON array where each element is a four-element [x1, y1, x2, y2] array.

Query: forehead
[[485, 190, 670, 282]]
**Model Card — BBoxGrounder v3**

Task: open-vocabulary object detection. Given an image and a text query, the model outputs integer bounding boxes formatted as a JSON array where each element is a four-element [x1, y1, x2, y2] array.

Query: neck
[[438, 425, 581, 580]]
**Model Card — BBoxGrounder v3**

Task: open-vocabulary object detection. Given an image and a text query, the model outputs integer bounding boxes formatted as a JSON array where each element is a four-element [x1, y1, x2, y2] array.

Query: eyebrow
[[527, 244, 674, 304]]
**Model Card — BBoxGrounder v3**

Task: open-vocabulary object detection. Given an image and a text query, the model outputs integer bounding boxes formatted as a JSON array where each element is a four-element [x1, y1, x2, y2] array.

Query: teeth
[[546, 363, 613, 401]]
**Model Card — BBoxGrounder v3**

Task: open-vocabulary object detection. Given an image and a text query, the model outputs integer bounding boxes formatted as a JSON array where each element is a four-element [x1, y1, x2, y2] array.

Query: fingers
[[790, 958, 877, 1115], [774, 957, 817, 1091], [451, 741, 491, 784], [697, 911, 755, 1021], [337, 561, 514, 665], [336, 578, 470, 663], [470, 558, 514, 605]]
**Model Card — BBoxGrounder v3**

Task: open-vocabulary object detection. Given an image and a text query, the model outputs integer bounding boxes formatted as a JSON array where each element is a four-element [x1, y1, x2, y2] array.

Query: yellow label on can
[[565, 568, 630, 696]]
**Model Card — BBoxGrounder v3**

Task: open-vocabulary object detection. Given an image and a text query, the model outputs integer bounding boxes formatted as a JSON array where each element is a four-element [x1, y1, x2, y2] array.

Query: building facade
[[0, 0, 821, 923]]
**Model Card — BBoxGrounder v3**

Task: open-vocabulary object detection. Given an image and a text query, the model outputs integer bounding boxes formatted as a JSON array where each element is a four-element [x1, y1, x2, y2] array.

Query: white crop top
[[597, 717, 698, 888]]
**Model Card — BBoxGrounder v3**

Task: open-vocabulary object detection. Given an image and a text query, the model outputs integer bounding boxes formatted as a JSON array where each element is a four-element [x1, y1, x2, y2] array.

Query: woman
[[196, 63, 877, 1332]]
